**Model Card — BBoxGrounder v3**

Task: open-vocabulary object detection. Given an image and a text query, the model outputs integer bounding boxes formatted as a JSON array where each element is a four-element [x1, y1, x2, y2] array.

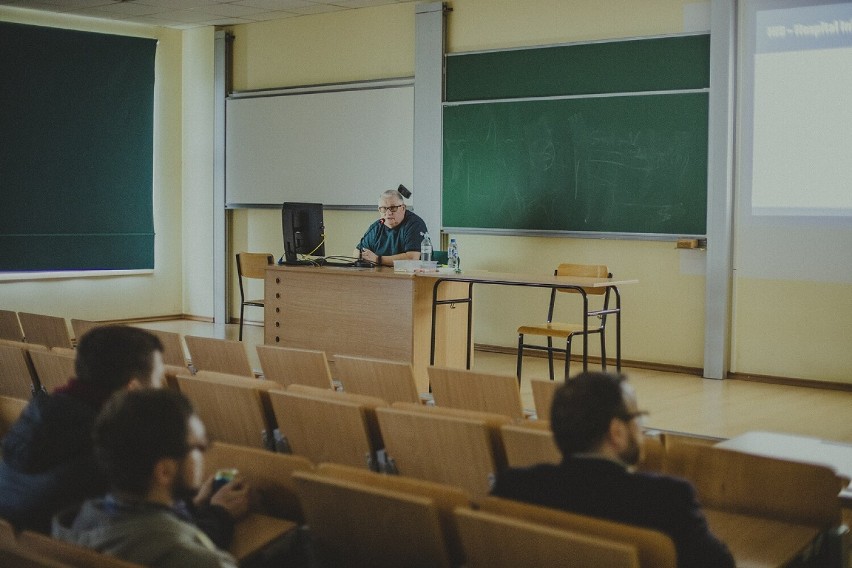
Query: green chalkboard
[[446, 35, 710, 102], [442, 35, 709, 236]]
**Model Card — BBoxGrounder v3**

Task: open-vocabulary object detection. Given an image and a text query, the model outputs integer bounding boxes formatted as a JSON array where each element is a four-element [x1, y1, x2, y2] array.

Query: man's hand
[[360, 247, 379, 264], [195, 474, 252, 521], [210, 477, 251, 521]]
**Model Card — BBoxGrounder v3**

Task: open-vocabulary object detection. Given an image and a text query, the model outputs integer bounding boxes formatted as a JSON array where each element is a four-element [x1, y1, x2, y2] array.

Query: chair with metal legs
[[516, 264, 616, 383]]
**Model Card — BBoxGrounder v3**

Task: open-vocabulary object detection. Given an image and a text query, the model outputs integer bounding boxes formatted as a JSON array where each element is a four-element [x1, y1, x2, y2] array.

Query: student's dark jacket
[[0, 380, 234, 547], [491, 456, 735, 568], [0, 380, 109, 533]]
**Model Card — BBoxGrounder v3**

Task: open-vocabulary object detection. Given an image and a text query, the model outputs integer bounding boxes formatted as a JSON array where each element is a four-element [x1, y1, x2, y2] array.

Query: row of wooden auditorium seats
[[4, 437, 844, 568], [172, 362, 849, 567], [0, 441, 673, 568], [1, 311, 546, 416], [2, 319, 543, 417]]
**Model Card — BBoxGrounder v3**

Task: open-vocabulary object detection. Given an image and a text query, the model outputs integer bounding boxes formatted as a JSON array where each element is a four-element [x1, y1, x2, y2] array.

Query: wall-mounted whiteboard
[[225, 80, 414, 208]]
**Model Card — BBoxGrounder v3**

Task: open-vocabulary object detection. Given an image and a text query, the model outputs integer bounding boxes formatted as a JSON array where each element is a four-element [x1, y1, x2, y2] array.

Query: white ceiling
[[0, 0, 416, 29]]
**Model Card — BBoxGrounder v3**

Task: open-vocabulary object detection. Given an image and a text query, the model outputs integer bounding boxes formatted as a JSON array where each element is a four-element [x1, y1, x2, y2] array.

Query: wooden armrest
[[229, 513, 298, 562], [704, 508, 822, 568]]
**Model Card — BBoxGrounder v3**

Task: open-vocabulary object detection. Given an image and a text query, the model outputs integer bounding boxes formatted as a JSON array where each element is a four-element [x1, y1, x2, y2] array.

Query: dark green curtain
[[0, 22, 156, 271]]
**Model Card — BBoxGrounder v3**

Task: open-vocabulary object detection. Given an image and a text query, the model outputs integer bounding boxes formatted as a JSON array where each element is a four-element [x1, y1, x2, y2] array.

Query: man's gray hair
[[379, 189, 405, 203]]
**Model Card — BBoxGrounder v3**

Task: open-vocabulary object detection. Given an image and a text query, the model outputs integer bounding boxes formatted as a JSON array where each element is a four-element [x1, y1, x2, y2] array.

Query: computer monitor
[[281, 202, 325, 264]]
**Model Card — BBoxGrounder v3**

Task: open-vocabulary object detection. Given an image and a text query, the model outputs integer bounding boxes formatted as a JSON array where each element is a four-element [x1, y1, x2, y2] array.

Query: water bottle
[[420, 232, 432, 262], [448, 238, 460, 272]]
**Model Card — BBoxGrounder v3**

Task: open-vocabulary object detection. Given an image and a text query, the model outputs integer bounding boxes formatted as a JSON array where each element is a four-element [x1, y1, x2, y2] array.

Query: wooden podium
[[265, 266, 470, 392]]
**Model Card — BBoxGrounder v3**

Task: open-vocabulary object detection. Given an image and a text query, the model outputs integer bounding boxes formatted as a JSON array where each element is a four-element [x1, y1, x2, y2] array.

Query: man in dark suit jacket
[[491, 372, 734, 568]]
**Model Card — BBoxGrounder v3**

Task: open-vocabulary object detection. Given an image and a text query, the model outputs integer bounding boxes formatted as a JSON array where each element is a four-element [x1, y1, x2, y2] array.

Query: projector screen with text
[[749, 1, 852, 217]]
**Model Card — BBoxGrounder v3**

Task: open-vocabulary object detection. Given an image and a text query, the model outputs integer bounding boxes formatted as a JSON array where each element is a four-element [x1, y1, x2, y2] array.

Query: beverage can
[[213, 468, 238, 492]]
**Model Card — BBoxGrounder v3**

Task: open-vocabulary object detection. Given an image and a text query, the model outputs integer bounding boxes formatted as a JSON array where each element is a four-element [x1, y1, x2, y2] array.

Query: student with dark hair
[[491, 371, 735, 568], [54, 389, 239, 568], [0, 325, 166, 532]]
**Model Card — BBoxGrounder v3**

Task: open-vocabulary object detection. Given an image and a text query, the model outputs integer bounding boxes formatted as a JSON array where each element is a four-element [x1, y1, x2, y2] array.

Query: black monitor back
[[281, 202, 325, 264]]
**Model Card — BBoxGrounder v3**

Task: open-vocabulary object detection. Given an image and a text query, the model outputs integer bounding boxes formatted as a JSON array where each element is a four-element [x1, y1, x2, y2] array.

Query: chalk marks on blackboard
[[442, 93, 708, 234]]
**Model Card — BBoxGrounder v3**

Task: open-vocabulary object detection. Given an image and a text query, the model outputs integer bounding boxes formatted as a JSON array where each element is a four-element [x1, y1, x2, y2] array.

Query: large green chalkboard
[[442, 35, 709, 236]]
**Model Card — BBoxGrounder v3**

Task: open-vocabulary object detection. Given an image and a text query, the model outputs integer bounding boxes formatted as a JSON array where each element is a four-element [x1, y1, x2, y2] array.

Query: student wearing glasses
[[354, 189, 428, 267], [491, 372, 734, 568], [53, 390, 242, 568]]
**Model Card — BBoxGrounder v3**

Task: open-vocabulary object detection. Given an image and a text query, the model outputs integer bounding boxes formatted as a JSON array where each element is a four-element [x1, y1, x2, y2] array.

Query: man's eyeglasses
[[378, 205, 404, 214]]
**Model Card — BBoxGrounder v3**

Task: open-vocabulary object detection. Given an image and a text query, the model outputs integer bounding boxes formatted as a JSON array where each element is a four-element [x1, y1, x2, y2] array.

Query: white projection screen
[[225, 82, 414, 208], [744, 0, 852, 217]]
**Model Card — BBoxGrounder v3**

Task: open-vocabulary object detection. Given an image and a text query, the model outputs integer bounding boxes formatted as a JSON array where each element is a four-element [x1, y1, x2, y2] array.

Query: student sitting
[[54, 389, 240, 568], [0, 326, 165, 532], [491, 371, 734, 568]]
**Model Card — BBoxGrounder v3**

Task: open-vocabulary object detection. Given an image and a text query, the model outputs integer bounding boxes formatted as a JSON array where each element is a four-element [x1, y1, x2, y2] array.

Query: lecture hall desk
[[264, 265, 470, 393]]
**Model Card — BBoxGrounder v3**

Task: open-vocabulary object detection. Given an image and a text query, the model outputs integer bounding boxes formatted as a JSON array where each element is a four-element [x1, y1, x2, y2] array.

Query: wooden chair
[[0, 546, 75, 568], [500, 421, 560, 468], [236, 252, 273, 341], [0, 310, 24, 342], [663, 443, 842, 528], [663, 443, 844, 567], [516, 264, 616, 382], [203, 442, 311, 562], [292, 469, 468, 568], [636, 433, 665, 473], [530, 378, 559, 419], [130, 327, 190, 388], [313, 462, 471, 566], [17, 530, 143, 567], [51, 347, 76, 358], [0, 512, 16, 548], [333, 354, 421, 405], [660, 430, 724, 449], [132, 327, 189, 369], [256, 345, 334, 390], [0, 342, 40, 398], [455, 507, 640, 568], [175, 371, 277, 450], [29, 348, 75, 393], [0, 395, 29, 440], [268, 386, 387, 470], [428, 366, 525, 420], [376, 403, 511, 497], [499, 421, 664, 472], [17, 312, 73, 349], [474, 496, 676, 567], [184, 335, 254, 377], [205, 441, 313, 522], [69, 319, 102, 343]]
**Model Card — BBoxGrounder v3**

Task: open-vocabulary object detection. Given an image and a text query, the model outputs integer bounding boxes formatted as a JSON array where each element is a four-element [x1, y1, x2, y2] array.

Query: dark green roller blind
[[0, 22, 156, 271], [443, 34, 710, 236]]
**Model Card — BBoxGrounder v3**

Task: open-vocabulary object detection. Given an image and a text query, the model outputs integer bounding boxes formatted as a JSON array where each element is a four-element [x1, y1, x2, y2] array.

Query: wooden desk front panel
[[265, 267, 470, 392], [266, 267, 414, 361]]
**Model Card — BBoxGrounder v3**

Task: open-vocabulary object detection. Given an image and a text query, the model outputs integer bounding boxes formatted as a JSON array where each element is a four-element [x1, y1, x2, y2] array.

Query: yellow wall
[[733, 279, 852, 382], [230, 3, 414, 90], [0, 7, 186, 322]]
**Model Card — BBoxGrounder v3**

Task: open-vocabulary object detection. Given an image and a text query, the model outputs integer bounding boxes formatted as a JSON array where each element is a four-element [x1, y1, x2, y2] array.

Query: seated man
[[354, 189, 428, 267], [491, 372, 734, 568], [0, 325, 166, 532], [54, 389, 239, 568]]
